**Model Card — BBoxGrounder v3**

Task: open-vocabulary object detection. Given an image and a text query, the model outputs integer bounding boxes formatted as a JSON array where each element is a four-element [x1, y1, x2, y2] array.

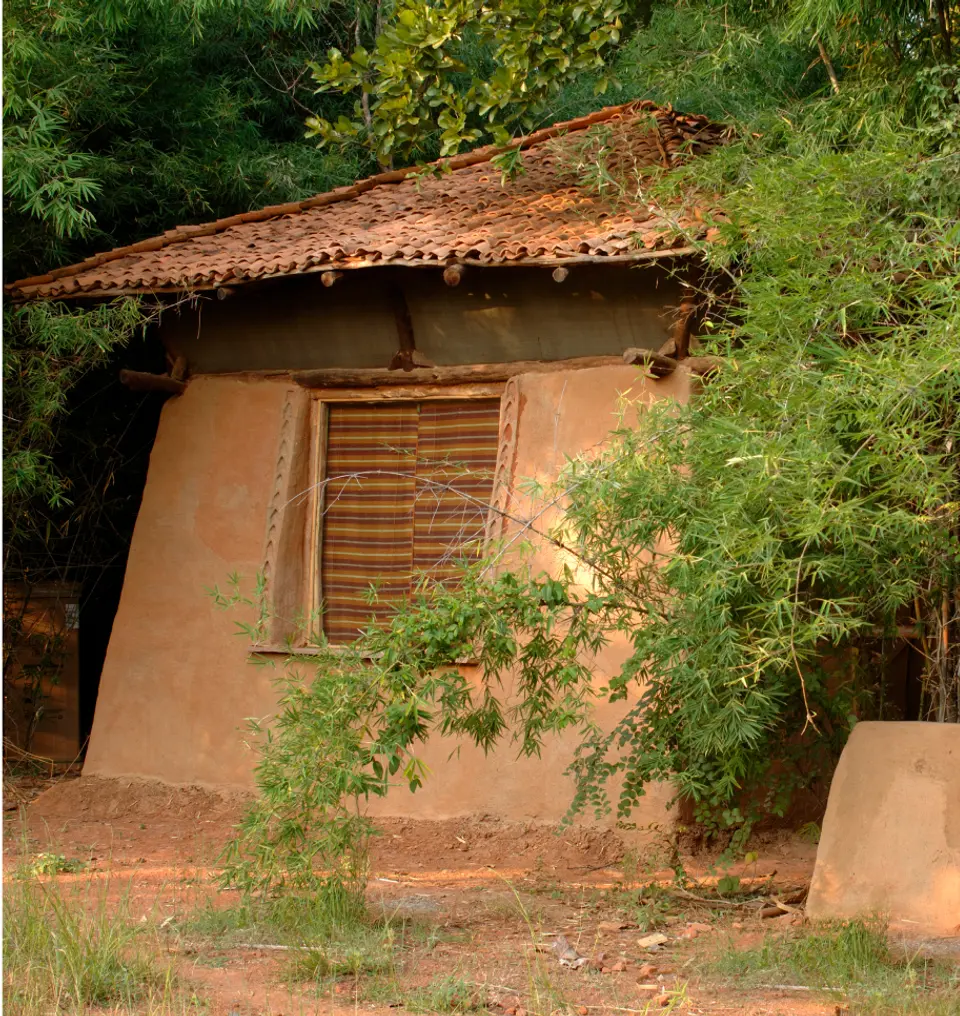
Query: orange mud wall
[[85, 261, 694, 830], [807, 721, 960, 934], [365, 365, 690, 828], [83, 377, 286, 786], [85, 364, 689, 834]]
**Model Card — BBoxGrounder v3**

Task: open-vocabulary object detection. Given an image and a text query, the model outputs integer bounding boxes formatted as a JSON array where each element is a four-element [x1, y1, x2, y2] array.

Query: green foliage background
[[3, 0, 376, 572]]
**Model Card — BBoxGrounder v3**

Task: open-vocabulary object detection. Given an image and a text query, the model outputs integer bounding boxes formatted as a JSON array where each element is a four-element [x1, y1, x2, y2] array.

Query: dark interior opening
[[878, 639, 927, 722], [4, 328, 168, 758], [72, 333, 167, 748]]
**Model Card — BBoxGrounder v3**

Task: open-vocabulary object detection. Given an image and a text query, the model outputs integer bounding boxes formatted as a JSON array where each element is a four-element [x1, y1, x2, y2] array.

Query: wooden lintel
[[119, 369, 186, 394], [293, 355, 628, 389], [312, 383, 505, 402]]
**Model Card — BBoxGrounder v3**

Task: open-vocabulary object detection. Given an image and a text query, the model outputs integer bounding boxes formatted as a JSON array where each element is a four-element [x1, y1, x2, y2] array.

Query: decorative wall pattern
[[260, 387, 312, 645], [484, 375, 521, 549]]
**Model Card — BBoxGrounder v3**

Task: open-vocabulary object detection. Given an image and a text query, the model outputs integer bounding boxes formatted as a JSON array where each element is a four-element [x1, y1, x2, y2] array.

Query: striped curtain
[[321, 399, 500, 644]]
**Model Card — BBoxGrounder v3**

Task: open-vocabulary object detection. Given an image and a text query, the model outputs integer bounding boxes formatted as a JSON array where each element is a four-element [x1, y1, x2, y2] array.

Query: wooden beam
[[552, 266, 570, 283], [293, 355, 628, 389], [622, 348, 679, 378], [443, 264, 465, 286], [119, 369, 186, 394], [321, 270, 343, 287]]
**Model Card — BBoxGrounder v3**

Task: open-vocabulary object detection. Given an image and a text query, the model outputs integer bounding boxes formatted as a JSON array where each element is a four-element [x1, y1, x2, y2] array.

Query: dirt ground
[[4, 774, 956, 1016]]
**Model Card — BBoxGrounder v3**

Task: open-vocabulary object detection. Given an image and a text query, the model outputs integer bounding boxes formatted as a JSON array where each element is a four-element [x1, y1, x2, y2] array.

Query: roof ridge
[[8, 100, 679, 293]]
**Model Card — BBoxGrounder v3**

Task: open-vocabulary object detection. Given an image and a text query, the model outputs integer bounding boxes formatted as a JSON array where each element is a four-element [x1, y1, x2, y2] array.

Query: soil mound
[[19, 775, 629, 875], [30, 774, 250, 826]]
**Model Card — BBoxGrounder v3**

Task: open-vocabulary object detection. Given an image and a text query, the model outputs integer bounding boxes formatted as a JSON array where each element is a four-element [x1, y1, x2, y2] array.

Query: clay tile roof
[[7, 101, 728, 301]]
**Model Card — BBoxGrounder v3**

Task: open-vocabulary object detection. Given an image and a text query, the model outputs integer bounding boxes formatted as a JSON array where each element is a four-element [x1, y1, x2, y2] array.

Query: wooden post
[[671, 295, 698, 360], [387, 287, 433, 370]]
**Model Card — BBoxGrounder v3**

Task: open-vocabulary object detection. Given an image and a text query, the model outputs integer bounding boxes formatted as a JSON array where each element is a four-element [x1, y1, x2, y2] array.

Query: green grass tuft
[[402, 974, 487, 1013], [2, 872, 176, 1015], [705, 920, 960, 1015], [363, 974, 487, 1014], [181, 888, 368, 947], [288, 937, 396, 981], [22, 852, 87, 877]]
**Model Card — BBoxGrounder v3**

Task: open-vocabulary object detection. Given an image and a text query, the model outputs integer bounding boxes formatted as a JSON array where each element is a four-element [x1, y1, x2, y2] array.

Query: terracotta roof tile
[[8, 101, 728, 301]]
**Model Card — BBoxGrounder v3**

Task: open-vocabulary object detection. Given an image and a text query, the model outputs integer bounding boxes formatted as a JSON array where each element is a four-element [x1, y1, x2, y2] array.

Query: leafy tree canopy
[[306, 0, 627, 161], [3, 0, 373, 577]]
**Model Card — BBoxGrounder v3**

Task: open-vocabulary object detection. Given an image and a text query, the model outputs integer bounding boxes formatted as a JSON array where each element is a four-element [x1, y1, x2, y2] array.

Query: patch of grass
[[180, 888, 367, 947], [369, 974, 487, 1013], [23, 852, 87, 876], [180, 890, 445, 994], [286, 929, 398, 982], [704, 919, 960, 1015], [796, 821, 821, 845], [625, 883, 676, 932], [362, 973, 486, 1013], [2, 871, 177, 1016]]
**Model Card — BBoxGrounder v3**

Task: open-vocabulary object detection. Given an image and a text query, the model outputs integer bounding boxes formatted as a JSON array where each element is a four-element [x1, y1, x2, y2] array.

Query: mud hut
[[7, 101, 727, 830]]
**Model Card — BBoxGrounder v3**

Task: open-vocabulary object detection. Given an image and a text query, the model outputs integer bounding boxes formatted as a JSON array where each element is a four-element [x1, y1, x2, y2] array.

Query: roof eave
[[9, 246, 702, 302]]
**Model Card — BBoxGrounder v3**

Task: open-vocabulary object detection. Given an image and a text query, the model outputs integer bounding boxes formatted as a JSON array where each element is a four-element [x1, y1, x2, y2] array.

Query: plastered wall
[[365, 365, 690, 827], [83, 377, 288, 786], [85, 364, 689, 831], [807, 721, 960, 934]]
